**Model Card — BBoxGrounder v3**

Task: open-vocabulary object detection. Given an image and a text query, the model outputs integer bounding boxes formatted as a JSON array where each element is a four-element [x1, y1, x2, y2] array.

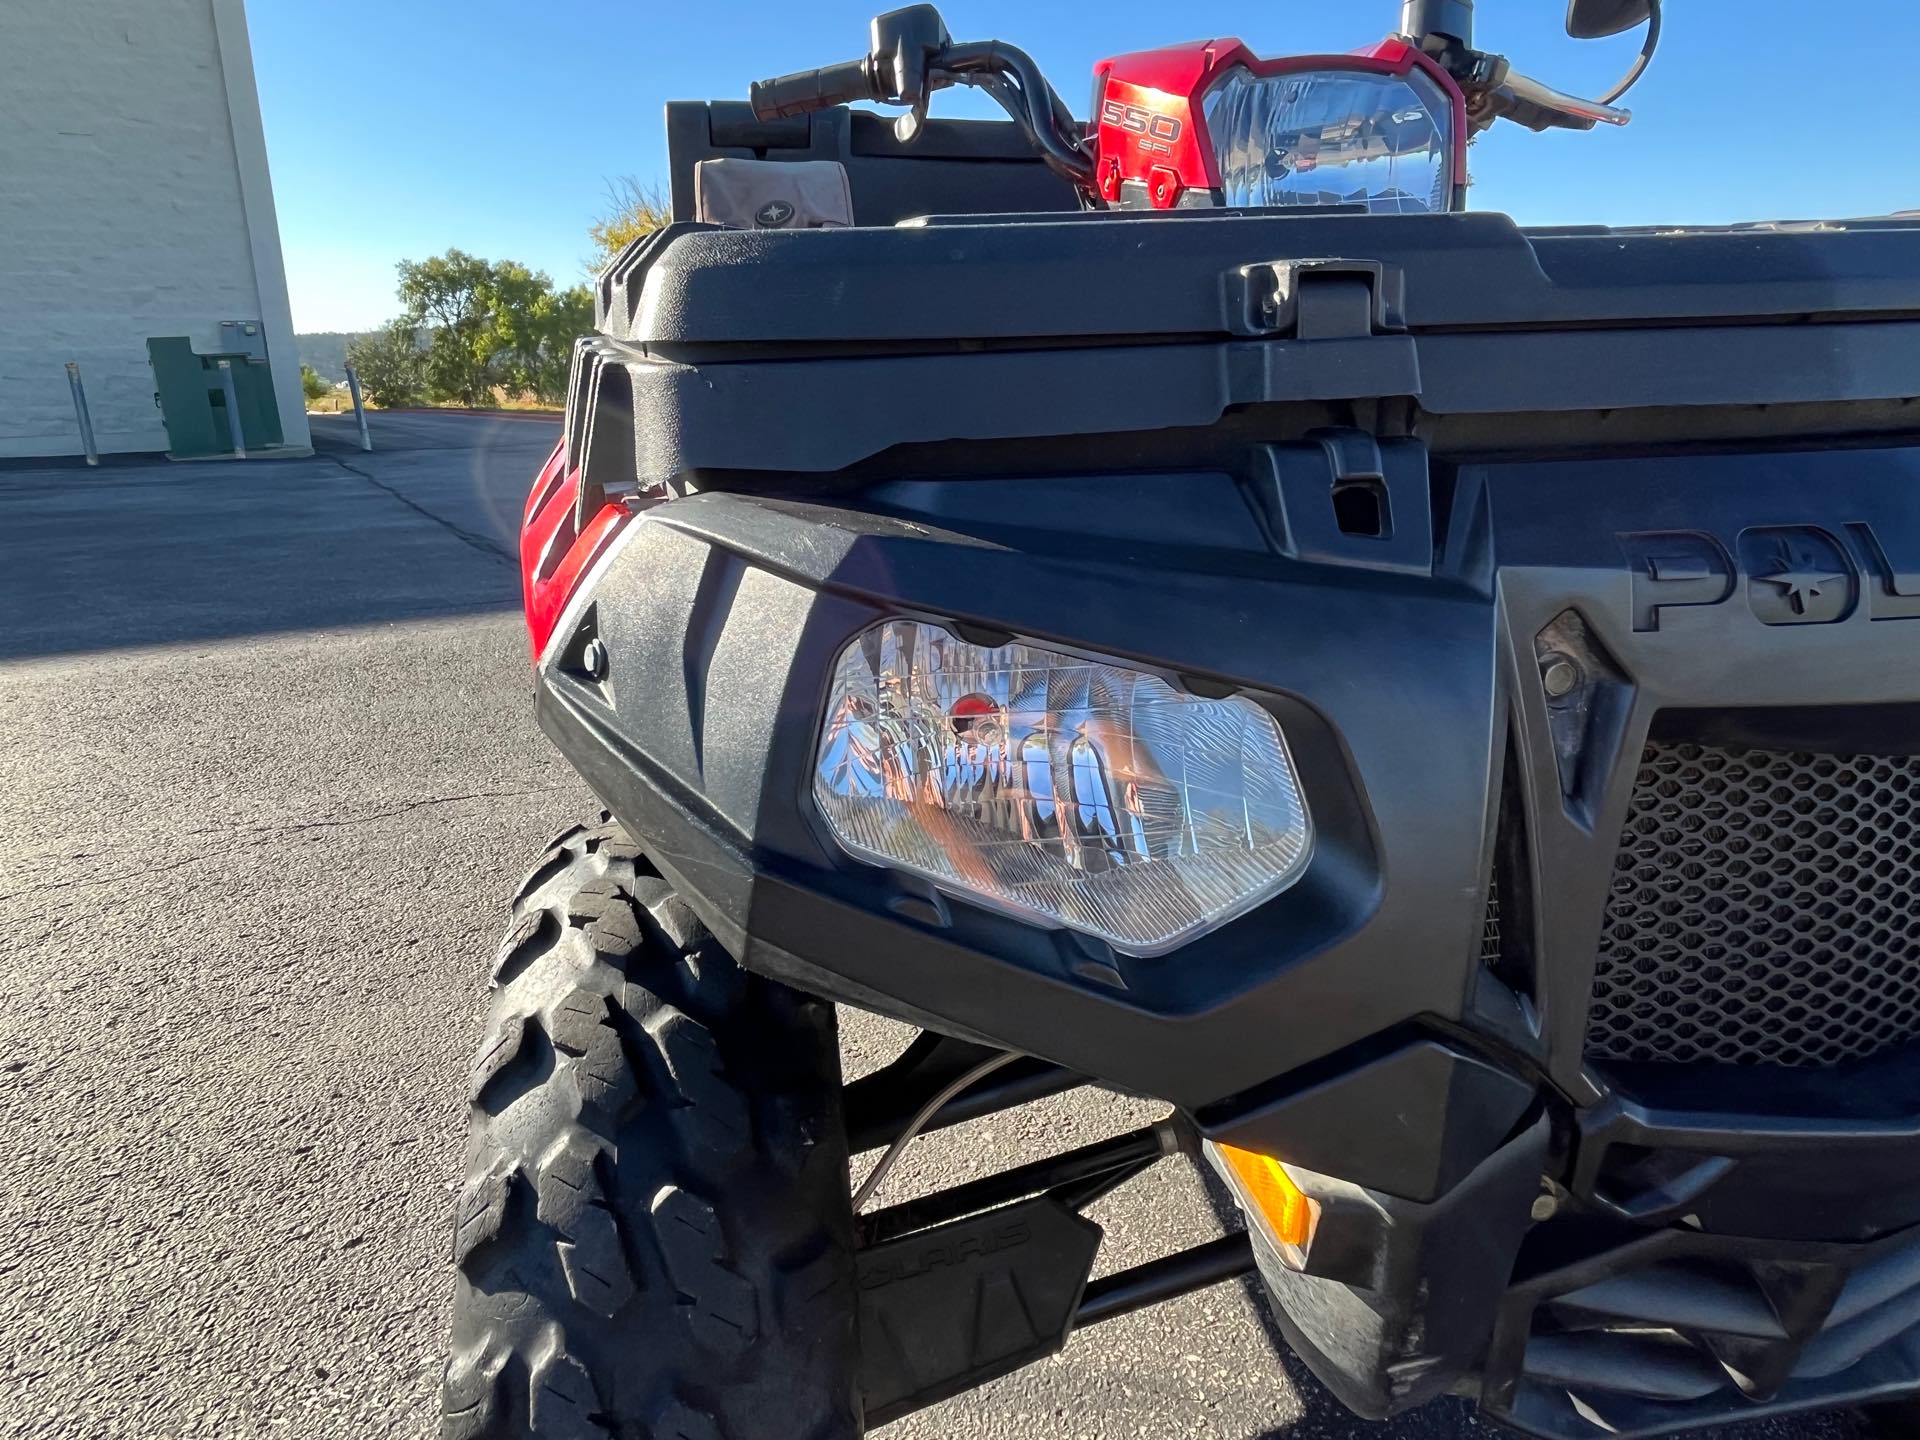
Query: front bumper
[[535, 444, 1920, 1435]]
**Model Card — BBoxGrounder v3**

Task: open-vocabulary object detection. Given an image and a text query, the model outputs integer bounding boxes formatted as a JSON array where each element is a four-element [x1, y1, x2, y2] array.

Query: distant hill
[[295, 333, 371, 384]]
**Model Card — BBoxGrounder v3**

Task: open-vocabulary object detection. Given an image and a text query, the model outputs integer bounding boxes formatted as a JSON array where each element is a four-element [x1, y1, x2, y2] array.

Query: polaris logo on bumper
[[855, 1219, 1032, 1291], [1622, 523, 1920, 630]]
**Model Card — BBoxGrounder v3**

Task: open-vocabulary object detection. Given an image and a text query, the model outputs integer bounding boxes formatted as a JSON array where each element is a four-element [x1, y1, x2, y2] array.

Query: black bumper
[[535, 443, 1920, 1435]]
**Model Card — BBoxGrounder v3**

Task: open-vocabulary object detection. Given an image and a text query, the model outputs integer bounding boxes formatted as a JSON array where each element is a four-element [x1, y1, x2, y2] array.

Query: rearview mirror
[[1565, 0, 1652, 38]]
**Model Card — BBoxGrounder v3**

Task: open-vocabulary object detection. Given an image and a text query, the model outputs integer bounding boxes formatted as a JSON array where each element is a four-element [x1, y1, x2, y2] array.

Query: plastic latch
[[1254, 437, 1434, 576], [1226, 259, 1407, 339], [1312, 428, 1393, 543], [1313, 428, 1386, 488]]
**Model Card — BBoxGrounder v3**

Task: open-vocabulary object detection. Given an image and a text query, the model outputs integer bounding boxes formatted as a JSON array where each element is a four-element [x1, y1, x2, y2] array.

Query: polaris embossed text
[[855, 1220, 1033, 1291], [1621, 523, 1920, 631]]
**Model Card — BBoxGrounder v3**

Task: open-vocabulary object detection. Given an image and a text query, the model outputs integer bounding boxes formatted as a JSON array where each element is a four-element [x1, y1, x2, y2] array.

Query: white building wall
[[0, 0, 309, 458]]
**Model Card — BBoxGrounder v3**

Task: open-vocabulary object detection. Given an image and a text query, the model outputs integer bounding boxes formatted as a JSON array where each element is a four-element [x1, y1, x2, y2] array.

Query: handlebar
[[746, 6, 1094, 188], [750, 59, 879, 121], [748, 0, 1647, 201]]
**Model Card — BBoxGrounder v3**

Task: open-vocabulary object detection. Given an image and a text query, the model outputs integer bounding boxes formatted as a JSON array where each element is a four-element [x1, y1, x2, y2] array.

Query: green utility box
[[147, 336, 283, 458]]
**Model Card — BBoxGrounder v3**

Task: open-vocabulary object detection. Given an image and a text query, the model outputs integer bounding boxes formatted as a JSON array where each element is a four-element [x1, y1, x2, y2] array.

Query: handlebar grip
[[750, 58, 877, 121]]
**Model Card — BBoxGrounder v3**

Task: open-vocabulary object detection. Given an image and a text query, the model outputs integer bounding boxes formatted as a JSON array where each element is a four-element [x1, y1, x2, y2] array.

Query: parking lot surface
[[0, 413, 1865, 1439]]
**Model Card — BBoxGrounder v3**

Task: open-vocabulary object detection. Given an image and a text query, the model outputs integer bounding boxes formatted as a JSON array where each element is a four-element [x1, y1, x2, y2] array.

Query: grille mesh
[[1587, 740, 1920, 1067], [1481, 873, 1503, 969]]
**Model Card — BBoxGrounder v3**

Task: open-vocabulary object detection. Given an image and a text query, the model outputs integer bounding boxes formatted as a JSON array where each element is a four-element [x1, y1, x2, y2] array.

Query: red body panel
[[520, 441, 629, 661], [1090, 42, 1228, 206], [1092, 36, 1469, 210]]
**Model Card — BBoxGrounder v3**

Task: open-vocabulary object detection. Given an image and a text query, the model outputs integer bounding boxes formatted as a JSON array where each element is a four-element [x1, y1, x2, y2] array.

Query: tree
[[300, 364, 329, 404], [397, 249, 500, 406], [588, 176, 671, 271], [390, 249, 595, 408], [538, 285, 594, 403], [344, 321, 427, 409], [486, 264, 593, 405]]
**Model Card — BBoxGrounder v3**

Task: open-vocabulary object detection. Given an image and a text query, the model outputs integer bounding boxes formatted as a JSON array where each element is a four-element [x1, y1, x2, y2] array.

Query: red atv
[[445, 4, 1920, 1437]]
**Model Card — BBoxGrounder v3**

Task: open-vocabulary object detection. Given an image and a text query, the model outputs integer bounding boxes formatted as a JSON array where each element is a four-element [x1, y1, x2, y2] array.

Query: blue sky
[[252, 1, 1920, 332]]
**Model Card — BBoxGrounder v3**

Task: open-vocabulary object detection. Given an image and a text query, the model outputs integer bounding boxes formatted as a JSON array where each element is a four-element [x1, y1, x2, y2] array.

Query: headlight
[[813, 619, 1313, 955], [1203, 64, 1455, 214]]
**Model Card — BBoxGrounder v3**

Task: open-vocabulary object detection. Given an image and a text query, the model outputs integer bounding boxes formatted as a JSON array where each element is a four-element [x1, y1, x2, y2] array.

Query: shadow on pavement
[[0, 412, 559, 661]]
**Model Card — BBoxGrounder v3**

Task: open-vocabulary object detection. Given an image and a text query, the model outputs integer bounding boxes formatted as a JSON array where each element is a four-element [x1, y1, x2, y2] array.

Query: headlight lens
[[813, 620, 1313, 955], [1203, 64, 1454, 214]]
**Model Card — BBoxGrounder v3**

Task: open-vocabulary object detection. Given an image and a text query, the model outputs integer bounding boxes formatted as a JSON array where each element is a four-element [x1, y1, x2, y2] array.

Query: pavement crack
[[325, 455, 514, 563], [1, 842, 255, 908], [221, 787, 565, 840], [0, 787, 569, 907]]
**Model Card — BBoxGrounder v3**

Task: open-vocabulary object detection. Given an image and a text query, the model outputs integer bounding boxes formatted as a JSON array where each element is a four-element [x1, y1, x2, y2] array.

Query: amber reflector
[[1215, 1143, 1317, 1250]]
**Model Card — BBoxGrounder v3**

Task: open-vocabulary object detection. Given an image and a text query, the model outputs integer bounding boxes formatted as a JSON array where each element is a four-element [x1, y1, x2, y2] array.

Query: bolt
[[581, 638, 609, 681], [1541, 655, 1583, 699]]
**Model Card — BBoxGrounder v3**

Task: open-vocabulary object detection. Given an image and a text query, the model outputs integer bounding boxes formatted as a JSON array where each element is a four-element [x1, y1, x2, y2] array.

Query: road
[[0, 411, 1864, 1439]]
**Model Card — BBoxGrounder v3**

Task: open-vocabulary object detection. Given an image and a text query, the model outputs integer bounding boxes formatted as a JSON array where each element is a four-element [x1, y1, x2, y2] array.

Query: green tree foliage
[[484, 262, 593, 405], [397, 249, 498, 407], [588, 176, 671, 271], [300, 364, 329, 404], [344, 321, 428, 409], [395, 250, 592, 407]]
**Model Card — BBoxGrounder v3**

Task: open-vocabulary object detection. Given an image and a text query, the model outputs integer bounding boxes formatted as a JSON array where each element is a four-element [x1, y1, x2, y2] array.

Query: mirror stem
[[1398, 0, 1473, 48]]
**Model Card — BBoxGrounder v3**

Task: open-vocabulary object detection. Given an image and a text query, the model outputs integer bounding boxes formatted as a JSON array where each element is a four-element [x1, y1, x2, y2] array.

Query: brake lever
[[1500, 70, 1632, 130], [894, 93, 932, 142]]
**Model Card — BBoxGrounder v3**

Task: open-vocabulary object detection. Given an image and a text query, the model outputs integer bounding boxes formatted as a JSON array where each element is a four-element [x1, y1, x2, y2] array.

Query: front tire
[[442, 821, 861, 1439]]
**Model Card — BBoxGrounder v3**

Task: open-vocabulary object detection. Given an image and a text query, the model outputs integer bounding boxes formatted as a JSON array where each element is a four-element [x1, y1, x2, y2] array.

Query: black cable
[[1596, 0, 1662, 105], [942, 40, 1095, 185]]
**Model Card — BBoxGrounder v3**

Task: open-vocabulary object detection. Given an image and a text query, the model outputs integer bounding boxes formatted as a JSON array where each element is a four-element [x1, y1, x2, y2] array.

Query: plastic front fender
[[533, 475, 1506, 1119]]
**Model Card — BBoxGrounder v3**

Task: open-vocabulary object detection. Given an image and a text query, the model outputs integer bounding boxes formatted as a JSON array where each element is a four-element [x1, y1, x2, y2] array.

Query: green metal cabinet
[[147, 336, 283, 458]]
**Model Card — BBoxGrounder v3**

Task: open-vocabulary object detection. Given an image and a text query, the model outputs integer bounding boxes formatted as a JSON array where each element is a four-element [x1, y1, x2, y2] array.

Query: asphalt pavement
[[0, 411, 1868, 1439]]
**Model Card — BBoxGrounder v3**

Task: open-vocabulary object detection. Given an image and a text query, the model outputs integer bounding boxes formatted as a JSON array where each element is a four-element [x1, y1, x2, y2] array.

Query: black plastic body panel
[[539, 485, 1482, 1113], [585, 208, 1920, 489], [543, 445, 1920, 1110], [633, 210, 1920, 345], [1248, 1118, 1551, 1418], [1207, 1039, 1536, 1204]]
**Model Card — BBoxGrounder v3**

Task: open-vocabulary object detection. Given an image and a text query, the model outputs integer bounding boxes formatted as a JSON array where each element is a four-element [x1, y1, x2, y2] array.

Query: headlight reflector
[[1203, 64, 1455, 214], [813, 620, 1313, 955]]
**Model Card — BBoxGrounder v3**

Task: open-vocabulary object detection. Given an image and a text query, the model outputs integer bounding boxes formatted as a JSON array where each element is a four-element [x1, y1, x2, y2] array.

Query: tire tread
[[442, 821, 858, 1438]]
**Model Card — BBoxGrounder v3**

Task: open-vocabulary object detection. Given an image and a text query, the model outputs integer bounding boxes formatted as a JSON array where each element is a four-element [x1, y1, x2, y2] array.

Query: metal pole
[[344, 365, 373, 451], [64, 362, 99, 466], [216, 359, 247, 460]]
